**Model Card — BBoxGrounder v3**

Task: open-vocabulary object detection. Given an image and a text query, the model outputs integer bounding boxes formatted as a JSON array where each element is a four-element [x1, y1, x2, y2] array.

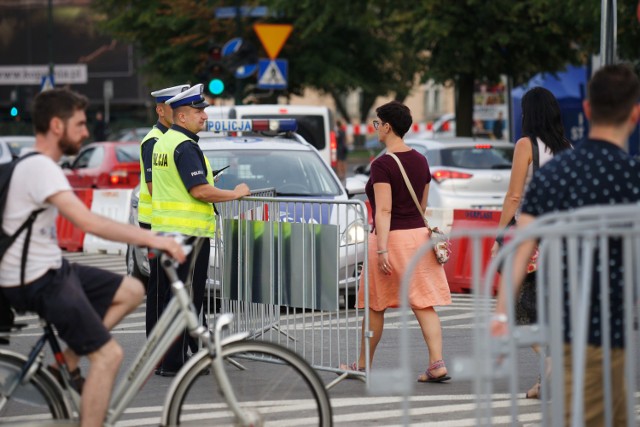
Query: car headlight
[[341, 220, 366, 245]]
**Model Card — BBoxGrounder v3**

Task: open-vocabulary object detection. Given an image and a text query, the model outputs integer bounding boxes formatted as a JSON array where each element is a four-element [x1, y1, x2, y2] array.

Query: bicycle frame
[[108, 251, 249, 425], [3, 239, 253, 427]]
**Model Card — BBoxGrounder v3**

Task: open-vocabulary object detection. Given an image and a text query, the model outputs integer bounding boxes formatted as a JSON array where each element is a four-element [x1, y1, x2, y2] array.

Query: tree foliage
[[416, 0, 589, 136], [92, 0, 640, 129], [418, 0, 640, 136]]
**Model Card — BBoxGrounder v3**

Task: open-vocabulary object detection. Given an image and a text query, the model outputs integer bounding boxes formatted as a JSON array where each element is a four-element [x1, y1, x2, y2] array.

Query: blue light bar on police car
[[206, 119, 297, 133]]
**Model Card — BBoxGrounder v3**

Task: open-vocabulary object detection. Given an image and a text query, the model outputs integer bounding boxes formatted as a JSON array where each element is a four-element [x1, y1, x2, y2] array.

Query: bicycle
[[0, 236, 333, 426]]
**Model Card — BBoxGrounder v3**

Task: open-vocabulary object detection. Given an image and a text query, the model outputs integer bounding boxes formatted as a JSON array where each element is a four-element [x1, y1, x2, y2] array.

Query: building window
[[433, 89, 440, 114]]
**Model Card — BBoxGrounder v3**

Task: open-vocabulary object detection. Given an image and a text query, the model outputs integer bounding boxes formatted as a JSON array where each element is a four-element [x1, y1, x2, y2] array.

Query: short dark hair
[[588, 63, 640, 126], [32, 89, 89, 134], [375, 101, 412, 138]]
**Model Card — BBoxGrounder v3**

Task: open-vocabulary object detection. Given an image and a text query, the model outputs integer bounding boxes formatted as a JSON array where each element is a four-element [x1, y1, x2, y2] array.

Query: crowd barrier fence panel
[[204, 192, 370, 384], [378, 203, 639, 426], [83, 189, 132, 255]]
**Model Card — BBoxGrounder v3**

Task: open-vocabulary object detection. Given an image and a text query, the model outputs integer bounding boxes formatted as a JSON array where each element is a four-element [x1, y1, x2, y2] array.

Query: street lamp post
[[48, 0, 55, 79], [600, 0, 617, 67]]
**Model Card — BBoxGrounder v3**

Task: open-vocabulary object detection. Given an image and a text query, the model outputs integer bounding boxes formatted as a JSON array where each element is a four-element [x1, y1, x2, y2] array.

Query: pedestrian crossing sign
[[257, 59, 288, 90], [40, 74, 55, 92]]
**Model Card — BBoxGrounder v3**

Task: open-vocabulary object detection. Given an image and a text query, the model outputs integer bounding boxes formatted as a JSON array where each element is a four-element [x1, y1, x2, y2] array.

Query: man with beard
[[0, 88, 186, 427]]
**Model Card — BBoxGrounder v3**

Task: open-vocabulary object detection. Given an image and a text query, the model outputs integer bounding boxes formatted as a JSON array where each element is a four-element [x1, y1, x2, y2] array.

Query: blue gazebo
[[511, 65, 639, 155]]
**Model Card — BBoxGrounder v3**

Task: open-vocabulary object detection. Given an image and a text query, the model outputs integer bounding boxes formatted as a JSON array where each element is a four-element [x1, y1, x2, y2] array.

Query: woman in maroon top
[[341, 101, 452, 382]]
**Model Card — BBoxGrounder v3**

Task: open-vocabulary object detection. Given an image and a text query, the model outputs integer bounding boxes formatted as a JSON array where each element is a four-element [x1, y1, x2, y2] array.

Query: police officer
[[138, 84, 190, 232], [142, 85, 190, 340], [151, 84, 250, 376]]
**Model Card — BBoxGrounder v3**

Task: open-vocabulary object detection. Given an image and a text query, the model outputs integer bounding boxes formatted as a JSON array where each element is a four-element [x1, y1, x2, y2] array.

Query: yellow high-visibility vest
[[138, 125, 165, 224], [151, 128, 215, 237]]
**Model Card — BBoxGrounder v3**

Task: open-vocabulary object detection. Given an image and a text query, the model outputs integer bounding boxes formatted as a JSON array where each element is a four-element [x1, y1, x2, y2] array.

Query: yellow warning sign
[[253, 23, 293, 60]]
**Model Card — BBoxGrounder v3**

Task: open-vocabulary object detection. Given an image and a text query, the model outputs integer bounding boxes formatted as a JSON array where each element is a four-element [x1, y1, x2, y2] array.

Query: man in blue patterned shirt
[[493, 63, 640, 426]]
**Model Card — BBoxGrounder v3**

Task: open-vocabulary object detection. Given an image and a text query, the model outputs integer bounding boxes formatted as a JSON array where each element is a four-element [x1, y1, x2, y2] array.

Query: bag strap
[[529, 135, 540, 172], [386, 153, 430, 228], [19, 209, 44, 285]]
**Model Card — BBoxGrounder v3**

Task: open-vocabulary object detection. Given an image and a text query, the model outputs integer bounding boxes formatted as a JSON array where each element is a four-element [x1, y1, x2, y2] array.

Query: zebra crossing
[[45, 253, 638, 426]]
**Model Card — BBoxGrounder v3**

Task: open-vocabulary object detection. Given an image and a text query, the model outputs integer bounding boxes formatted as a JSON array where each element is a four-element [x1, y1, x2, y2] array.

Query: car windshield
[[241, 114, 326, 150], [204, 149, 342, 197], [115, 144, 140, 162], [440, 146, 513, 169]]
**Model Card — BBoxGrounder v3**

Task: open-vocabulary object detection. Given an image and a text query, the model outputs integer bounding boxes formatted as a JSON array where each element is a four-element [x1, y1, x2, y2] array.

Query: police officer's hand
[[234, 183, 250, 198]]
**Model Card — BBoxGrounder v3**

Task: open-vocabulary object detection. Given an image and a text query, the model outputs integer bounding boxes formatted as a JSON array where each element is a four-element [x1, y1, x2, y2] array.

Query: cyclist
[[0, 88, 185, 427]]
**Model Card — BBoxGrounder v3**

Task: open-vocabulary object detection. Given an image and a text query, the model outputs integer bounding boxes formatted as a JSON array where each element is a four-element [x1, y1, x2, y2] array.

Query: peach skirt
[[357, 228, 451, 311]]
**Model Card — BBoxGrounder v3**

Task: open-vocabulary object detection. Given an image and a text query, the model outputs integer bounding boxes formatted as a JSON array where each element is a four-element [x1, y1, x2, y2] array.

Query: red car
[[63, 141, 140, 189]]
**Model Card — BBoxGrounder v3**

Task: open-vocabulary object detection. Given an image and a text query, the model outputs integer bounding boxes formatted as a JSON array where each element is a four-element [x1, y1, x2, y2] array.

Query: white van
[[222, 104, 337, 168]]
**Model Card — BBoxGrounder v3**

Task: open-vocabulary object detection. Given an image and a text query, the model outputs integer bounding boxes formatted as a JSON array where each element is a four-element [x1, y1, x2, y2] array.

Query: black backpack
[[0, 152, 44, 341]]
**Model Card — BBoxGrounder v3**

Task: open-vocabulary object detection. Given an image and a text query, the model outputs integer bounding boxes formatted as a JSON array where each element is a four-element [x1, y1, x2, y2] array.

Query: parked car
[[112, 127, 152, 142], [127, 120, 366, 304], [0, 139, 13, 164], [62, 141, 140, 189], [352, 137, 514, 209], [0, 135, 36, 159]]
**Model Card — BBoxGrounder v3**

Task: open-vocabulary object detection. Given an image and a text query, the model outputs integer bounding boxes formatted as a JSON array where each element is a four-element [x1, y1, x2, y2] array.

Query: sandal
[[47, 365, 85, 393], [417, 359, 451, 383], [338, 361, 365, 379]]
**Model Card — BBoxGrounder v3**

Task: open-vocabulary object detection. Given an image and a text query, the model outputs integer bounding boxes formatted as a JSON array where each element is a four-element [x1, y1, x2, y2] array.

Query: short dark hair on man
[[588, 63, 640, 126], [32, 89, 89, 134], [376, 101, 412, 138]]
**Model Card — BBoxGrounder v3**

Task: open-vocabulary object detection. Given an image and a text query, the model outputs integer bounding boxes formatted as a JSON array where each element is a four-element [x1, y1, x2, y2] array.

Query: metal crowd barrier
[[381, 203, 640, 426], [203, 189, 370, 381]]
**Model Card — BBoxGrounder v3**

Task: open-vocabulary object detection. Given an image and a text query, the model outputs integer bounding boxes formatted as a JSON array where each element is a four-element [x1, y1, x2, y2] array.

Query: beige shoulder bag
[[386, 152, 451, 264]]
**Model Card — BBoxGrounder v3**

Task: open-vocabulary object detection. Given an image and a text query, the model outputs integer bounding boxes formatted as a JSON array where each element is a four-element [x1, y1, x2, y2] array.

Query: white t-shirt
[[0, 154, 71, 287]]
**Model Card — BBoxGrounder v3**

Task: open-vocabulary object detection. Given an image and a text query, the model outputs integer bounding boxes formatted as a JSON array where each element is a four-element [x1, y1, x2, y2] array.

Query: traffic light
[[208, 78, 224, 96], [208, 61, 225, 97], [203, 44, 233, 98], [10, 106, 19, 118]]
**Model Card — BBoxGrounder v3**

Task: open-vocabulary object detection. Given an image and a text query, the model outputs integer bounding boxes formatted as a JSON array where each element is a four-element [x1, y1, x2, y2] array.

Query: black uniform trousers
[[146, 235, 210, 372]]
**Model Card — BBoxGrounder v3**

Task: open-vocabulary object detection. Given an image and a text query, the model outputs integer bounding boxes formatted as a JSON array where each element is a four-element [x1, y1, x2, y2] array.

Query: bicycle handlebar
[[147, 233, 197, 265]]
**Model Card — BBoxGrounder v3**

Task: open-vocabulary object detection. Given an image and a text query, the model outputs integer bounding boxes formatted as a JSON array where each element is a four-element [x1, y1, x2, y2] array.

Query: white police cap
[[165, 84, 209, 109], [150, 84, 190, 103]]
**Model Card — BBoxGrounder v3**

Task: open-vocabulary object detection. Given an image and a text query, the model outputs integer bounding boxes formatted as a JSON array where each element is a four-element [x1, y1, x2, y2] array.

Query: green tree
[[93, 0, 430, 122], [419, 0, 640, 137], [565, 0, 640, 68], [92, 0, 236, 89], [417, 0, 589, 136], [92, 0, 640, 129], [262, 0, 430, 121]]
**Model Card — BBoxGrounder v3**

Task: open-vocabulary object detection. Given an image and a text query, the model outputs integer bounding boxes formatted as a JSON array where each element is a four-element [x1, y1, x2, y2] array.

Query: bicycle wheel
[[0, 350, 72, 423], [163, 340, 332, 426]]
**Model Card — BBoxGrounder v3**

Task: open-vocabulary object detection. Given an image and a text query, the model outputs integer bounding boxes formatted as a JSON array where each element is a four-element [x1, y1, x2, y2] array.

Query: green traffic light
[[208, 78, 225, 96], [10, 106, 18, 117]]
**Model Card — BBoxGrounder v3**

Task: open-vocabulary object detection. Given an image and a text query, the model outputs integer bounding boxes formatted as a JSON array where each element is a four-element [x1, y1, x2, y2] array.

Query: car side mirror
[[345, 177, 366, 198], [60, 161, 71, 169], [353, 164, 368, 175]]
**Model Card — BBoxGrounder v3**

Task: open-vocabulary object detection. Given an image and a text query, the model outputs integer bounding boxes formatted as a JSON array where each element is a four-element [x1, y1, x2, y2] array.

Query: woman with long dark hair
[[492, 86, 572, 398]]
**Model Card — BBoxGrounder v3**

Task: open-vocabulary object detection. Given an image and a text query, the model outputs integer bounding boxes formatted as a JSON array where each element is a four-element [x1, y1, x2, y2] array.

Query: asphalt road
[[4, 252, 639, 426]]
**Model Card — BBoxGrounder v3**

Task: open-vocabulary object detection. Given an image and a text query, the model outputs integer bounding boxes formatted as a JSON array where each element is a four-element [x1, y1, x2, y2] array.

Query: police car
[[126, 119, 366, 301]]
